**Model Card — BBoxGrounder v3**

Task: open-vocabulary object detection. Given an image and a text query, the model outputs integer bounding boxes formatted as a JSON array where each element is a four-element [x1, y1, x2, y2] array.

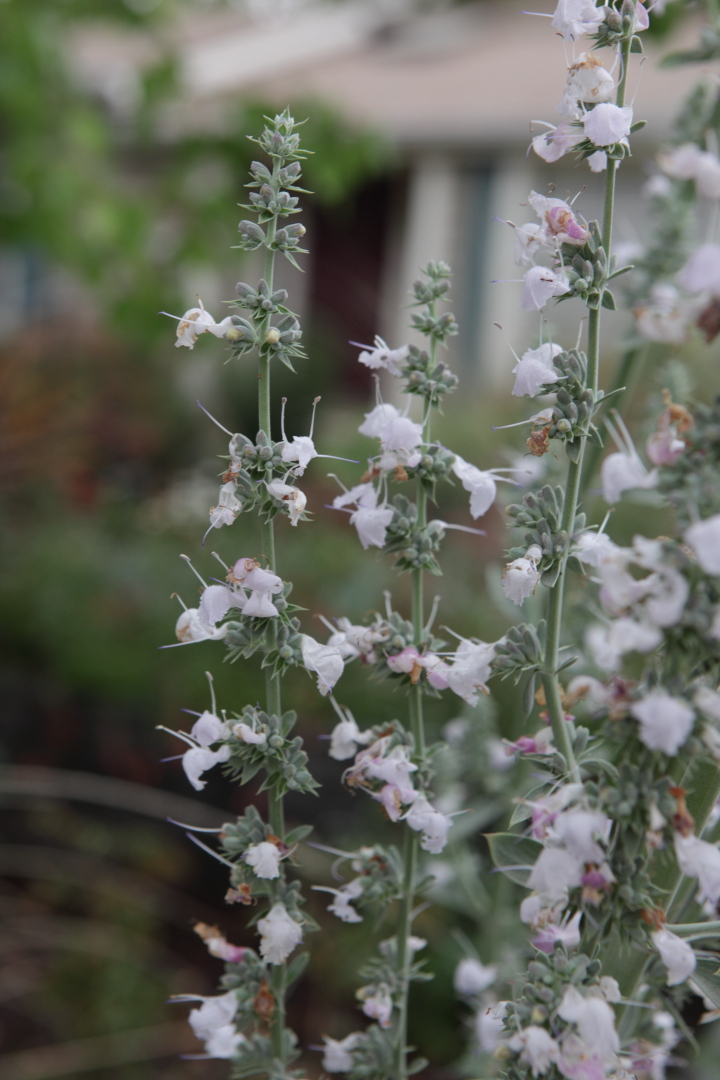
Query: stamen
[[211, 551, 231, 572], [156, 724, 196, 748], [309, 396, 321, 439], [281, 397, 288, 444], [180, 554, 209, 589], [493, 322, 522, 365], [424, 595, 441, 634], [196, 400, 234, 437], [167, 818, 223, 832], [383, 590, 393, 620], [185, 832, 236, 867], [205, 670, 217, 715]]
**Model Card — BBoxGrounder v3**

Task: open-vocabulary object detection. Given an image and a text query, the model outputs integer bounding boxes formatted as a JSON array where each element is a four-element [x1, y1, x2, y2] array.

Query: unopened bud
[[265, 327, 281, 344]]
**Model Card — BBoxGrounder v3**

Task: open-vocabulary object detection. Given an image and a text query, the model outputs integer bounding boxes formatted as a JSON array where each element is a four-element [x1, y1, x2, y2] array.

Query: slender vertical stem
[[256, 161, 287, 1067]]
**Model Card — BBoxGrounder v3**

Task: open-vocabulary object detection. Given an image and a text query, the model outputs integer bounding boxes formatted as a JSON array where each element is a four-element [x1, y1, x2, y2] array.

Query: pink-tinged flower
[[404, 793, 453, 854], [646, 428, 686, 465], [528, 848, 584, 902], [509, 1025, 559, 1076], [301, 635, 345, 696], [512, 343, 564, 397], [194, 922, 247, 963], [556, 1034, 606, 1080], [386, 646, 422, 678], [520, 266, 571, 311], [532, 121, 579, 164], [513, 731, 554, 755], [584, 104, 634, 147], [551, 0, 605, 40], [166, 299, 234, 349], [357, 983, 393, 1028], [530, 784, 584, 839], [566, 52, 615, 106], [674, 831, 720, 907], [423, 653, 451, 690], [453, 957, 498, 996], [529, 192, 589, 246], [355, 335, 409, 375], [684, 514, 720, 575], [257, 903, 303, 965], [534, 910, 582, 954], [321, 1033, 363, 1073], [677, 242, 720, 297], [375, 783, 403, 821], [651, 927, 696, 986]]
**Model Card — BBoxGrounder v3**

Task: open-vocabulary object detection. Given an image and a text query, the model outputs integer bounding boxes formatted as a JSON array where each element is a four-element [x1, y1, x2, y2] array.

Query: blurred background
[[1, 1, 718, 1078]]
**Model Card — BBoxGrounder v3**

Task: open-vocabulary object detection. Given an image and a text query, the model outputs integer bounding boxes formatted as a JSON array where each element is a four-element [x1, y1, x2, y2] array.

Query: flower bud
[[265, 327, 281, 344]]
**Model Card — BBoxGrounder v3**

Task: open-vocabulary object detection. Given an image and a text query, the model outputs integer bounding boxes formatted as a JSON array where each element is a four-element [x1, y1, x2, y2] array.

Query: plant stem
[[258, 167, 287, 1068]]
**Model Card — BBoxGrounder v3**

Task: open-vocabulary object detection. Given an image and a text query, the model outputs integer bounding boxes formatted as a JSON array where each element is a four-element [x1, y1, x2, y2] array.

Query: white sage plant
[[160, 111, 347, 1075]]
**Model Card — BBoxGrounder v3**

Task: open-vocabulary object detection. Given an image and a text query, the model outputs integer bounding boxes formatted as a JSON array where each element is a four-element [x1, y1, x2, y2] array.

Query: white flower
[[674, 832, 720, 907], [601, 451, 658, 504], [234, 721, 267, 745], [357, 983, 393, 1027], [566, 52, 615, 105], [502, 550, 542, 607], [584, 104, 634, 147], [635, 283, 693, 345], [573, 531, 620, 568], [450, 456, 497, 519], [476, 1001, 509, 1053], [329, 716, 368, 760], [527, 848, 583, 902], [652, 927, 696, 986], [169, 299, 234, 349], [209, 481, 242, 529], [405, 794, 453, 854], [351, 503, 394, 549], [532, 121, 578, 164], [182, 747, 231, 791], [257, 903, 303, 965], [175, 607, 228, 644], [453, 957, 498, 996], [533, 911, 582, 954], [185, 991, 244, 1059], [198, 584, 245, 627], [659, 143, 720, 199], [585, 618, 662, 671], [281, 435, 317, 475], [509, 1026, 559, 1076], [266, 478, 307, 525], [694, 686, 720, 722], [511, 343, 563, 397], [558, 986, 620, 1059], [520, 266, 571, 311], [356, 335, 409, 375], [513, 222, 551, 266], [187, 991, 238, 1038], [244, 841, 282, 879], [366, 745, 418, 803], [446, 639, 498, 706], [677, 242, 720, 297], [321, 1033, 362, 1073], [379, 414, 424, 453], [587, 150, 608, 172], [325, 878, 364, 923], [301, 635, 345, 696], [552, 808, 610, 863], [358, 403, 400, 439], [684, 514, 720, 575], [551, 0, 605, 40]]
